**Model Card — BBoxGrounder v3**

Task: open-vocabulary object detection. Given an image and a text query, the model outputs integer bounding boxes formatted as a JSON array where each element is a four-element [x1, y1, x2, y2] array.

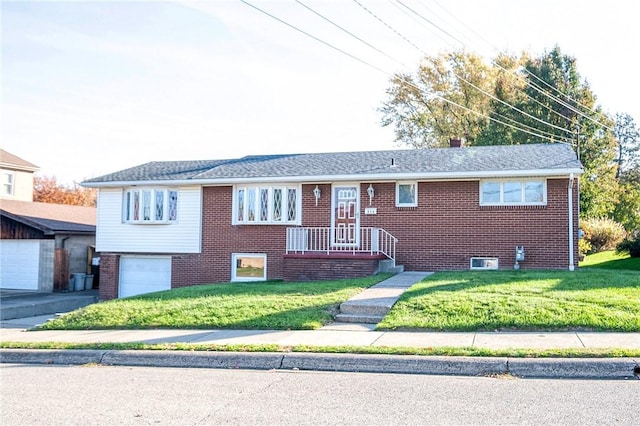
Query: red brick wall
[[358, 179, 579, 271], [283, 253, 382, 281], [98, 253, 119, 301], [99, 178, 580, 299]]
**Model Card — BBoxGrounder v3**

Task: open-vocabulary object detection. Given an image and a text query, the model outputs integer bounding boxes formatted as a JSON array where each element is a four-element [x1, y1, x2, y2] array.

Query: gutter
[[82, 168, 585, 188]]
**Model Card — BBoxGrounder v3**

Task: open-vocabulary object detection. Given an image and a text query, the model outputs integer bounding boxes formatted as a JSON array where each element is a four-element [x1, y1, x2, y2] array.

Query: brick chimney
[[449, 138, 463, 148]]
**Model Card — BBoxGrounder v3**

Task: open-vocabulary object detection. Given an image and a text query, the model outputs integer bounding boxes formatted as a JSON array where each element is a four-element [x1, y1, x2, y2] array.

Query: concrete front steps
[[335, 271, 432, 324]]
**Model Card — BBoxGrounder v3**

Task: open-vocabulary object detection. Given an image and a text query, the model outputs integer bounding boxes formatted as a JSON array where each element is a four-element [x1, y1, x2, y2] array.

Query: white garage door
[[0, 240, 40, 290], [119, 256, 171, 298]]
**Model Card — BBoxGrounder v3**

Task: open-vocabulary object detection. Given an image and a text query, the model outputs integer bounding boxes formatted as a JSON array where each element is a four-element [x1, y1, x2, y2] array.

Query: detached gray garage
[[119, 256, 172, 298]]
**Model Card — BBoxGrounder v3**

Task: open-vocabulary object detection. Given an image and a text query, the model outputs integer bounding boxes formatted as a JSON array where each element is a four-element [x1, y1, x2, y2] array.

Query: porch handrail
[[286, 227, 397, 263]]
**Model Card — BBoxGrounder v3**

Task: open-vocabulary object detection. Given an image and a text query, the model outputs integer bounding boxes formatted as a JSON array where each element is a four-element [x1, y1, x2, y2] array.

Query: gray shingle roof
[[84, 143, 582, 185]]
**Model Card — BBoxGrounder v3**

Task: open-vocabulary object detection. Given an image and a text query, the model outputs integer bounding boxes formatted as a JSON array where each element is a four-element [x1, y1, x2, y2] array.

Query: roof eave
[[83, 168, 584, 188]]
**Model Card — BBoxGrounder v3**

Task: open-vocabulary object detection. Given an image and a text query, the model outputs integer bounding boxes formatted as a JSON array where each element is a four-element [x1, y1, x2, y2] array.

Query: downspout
[[568, 173, 575, 271]]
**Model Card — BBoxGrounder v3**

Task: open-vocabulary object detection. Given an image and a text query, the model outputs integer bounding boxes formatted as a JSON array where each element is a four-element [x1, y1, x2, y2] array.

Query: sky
[[2, 0, 639, 184]]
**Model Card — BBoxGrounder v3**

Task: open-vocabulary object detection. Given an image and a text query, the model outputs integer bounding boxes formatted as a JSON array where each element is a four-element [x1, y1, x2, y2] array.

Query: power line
[[239, 0, 387, 75], [295, 1, 570, 142], [240, 0, 573, 144], [354, 0, 575, 137], [422, 0, 613, 131], [295, 0, 409, 70]]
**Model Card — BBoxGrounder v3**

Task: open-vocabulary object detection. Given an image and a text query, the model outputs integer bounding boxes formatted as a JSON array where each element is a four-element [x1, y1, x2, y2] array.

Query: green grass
[[580, 250, 640, 270], [2, 341, 638, 358], [377, 269, 640, 332], [36, 275, 391, 330]]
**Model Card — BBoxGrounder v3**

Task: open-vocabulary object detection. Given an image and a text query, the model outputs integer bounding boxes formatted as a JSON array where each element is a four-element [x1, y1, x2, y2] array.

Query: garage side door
[[0, 240, 40, 290], [119, 256, 171, 298]]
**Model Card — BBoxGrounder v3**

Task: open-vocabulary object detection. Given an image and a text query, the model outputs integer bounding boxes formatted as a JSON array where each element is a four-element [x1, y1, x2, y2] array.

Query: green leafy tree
[[614, 113, 640, 178], [380, 46, 621, 220], [612, 113, 640, 231], [380, 51, 495, 148]]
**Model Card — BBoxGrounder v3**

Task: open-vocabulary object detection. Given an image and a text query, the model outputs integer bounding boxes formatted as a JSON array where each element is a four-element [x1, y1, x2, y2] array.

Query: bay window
[[124, 188, 178, 223]]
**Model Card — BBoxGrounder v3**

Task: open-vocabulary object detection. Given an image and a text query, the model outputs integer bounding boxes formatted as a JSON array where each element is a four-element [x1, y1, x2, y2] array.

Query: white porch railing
[[286, 227, 397, 264]]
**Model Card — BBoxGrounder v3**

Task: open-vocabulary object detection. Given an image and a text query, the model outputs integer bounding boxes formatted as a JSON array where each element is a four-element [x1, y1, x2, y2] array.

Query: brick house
[[83, 143, 583, 300]]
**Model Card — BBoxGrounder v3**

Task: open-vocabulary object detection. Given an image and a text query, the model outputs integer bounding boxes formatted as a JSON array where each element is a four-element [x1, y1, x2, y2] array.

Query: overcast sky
[[2, 0, 638, 184]]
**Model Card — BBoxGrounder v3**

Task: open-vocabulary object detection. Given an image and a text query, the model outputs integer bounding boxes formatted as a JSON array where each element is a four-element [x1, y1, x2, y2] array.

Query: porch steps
[[378, 259, 404, 274], [335, 271, 433, 324]]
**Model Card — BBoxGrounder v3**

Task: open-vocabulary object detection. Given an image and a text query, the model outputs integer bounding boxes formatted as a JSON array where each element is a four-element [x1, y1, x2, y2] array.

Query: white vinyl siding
[[96, 186, 202, 253]]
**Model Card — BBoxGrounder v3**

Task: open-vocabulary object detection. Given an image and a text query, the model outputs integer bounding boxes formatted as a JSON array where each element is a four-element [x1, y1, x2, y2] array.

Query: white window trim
[[232, 184, 301, 225], [470, 257, 499, 270], [123, 187, 178, 224], [396, 181, 418, 207], [2, 171, 14, 197], [231, 253, 267, 282], [479, 179, 547, 206]]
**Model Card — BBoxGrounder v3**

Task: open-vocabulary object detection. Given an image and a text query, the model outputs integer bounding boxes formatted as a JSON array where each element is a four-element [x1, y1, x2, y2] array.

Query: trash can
[[68, 278, 75, 292], [72, 273, 86, 291], [84, 274, 94, 290]]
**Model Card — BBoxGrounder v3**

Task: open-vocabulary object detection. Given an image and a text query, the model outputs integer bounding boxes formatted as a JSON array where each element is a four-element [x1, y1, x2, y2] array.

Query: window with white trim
[[123, 188, 178, 223], [2, 171, 14, 196], [234, 185, 300, 224], [396, 181, 418, 207], [480, 179, 546, 206], [232, 253, 266, 282]]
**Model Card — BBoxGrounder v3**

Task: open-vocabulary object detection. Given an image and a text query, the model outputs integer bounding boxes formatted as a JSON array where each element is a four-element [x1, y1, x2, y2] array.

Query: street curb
[[1, 349, 638, 379], [281, 353, 508, 376], [507, 358, 639, 379]]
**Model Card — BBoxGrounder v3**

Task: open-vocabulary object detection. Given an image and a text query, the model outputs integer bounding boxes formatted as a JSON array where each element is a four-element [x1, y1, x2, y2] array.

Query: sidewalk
[[1, 272, 639, 379], [2, 317, 639, 351]]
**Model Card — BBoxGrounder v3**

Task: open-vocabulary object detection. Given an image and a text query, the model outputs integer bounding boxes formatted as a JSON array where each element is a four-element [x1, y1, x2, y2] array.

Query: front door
[[331, 185, 359, 247]]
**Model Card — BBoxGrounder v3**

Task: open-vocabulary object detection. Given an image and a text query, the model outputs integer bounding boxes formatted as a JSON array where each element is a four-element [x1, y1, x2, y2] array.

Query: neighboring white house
[[0, 149, 39, 202]]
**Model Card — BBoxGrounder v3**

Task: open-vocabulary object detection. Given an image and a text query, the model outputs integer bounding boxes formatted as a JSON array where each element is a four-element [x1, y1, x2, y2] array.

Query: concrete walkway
[[336, 271, 432, 323]]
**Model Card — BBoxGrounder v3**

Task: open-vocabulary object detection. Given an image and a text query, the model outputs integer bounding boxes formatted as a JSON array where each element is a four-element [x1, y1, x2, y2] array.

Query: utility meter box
[[515, 246, 525, 262]]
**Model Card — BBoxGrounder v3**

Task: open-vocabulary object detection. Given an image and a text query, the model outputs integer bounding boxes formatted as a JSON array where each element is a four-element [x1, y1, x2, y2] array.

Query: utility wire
[[299, 1, 569, 143], [355, 0, 575, 137], [295, 0, 409, 70], [424, 0, 613, 131], [241, 0, 573, 144], [239, 0, 387, 75]]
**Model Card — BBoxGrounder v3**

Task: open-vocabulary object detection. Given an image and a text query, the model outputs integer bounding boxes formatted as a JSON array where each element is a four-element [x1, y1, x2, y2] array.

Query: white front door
[[331, 185, 359, 247]]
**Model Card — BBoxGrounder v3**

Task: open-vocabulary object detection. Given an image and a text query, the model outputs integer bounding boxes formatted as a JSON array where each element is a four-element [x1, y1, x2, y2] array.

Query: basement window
[[232, 253, 267, 282], [470, 257, 499, 270]]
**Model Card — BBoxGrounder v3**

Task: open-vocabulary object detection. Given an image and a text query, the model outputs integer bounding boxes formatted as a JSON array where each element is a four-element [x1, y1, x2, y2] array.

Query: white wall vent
[[470, 257, 499, 270]]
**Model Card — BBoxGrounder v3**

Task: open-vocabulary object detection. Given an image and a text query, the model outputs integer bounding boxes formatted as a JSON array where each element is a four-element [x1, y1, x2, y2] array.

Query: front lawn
[[377, 269, 640, 332], [579, 250, 640, 270], [38, 275, 391, 330]]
